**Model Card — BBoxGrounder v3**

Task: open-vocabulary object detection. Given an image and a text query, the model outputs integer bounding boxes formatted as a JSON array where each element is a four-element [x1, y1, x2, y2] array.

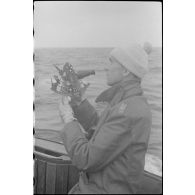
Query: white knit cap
[[110, 44, 149, 78]]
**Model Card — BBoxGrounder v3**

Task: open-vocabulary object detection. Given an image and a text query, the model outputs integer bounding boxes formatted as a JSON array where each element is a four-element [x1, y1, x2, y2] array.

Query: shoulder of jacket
[[117, 96, 151, 119]]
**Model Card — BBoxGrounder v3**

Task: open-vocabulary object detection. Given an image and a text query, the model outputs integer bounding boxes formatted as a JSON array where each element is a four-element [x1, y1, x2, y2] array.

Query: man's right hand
[[70, 80, 89, 107]]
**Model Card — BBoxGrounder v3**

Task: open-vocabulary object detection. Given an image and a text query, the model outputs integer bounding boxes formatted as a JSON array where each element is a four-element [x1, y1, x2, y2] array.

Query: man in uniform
[[59, 44, 152, 194]]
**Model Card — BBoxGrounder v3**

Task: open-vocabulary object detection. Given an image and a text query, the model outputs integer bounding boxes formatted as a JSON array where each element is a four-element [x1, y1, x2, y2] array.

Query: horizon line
[[34, 45, 162, 49]]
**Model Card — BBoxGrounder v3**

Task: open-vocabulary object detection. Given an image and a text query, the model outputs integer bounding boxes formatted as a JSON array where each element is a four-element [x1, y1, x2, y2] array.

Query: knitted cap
[[110, 44, 149, 78]]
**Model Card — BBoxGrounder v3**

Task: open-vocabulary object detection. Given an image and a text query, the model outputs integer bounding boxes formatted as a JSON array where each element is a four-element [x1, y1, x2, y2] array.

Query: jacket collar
[[95, 75, 142, 106]]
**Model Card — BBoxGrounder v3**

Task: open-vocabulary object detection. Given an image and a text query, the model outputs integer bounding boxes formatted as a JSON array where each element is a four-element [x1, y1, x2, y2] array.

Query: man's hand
[[70, 80, 89, 107], [59, 96, 76, 123], [59, 96, 88, 134], [80, 80, 90, 98]]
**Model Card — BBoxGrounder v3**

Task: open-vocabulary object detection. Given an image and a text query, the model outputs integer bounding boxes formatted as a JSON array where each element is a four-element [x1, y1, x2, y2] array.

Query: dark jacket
[[60, 76, 152, 194]]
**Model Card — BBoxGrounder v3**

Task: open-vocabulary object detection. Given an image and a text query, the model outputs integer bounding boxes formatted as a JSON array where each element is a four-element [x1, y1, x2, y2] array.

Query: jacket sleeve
[[60, 103, 151, 172], [71, 99, 99, 135]]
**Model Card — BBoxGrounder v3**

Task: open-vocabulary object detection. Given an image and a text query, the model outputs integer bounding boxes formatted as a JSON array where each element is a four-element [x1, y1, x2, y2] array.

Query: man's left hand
[[59, 96, 76, 123]]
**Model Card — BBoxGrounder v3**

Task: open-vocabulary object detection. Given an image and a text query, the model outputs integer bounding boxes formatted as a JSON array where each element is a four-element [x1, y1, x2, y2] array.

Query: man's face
[[105, 57, 125, 86]]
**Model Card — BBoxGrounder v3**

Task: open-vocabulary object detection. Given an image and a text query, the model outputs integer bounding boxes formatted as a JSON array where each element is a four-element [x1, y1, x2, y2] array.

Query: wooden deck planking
[[67, 165, 79, 192], [45, 162, 56, 194], [37, 159, 46, 194]]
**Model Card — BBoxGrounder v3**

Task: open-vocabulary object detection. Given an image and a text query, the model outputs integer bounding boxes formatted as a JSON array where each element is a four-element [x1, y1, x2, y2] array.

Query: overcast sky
[[34, 1, 162, 48]]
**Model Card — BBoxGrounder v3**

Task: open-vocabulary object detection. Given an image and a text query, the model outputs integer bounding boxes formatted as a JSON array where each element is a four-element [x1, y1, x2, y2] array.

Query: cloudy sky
[[34, 1, 162, 48]]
